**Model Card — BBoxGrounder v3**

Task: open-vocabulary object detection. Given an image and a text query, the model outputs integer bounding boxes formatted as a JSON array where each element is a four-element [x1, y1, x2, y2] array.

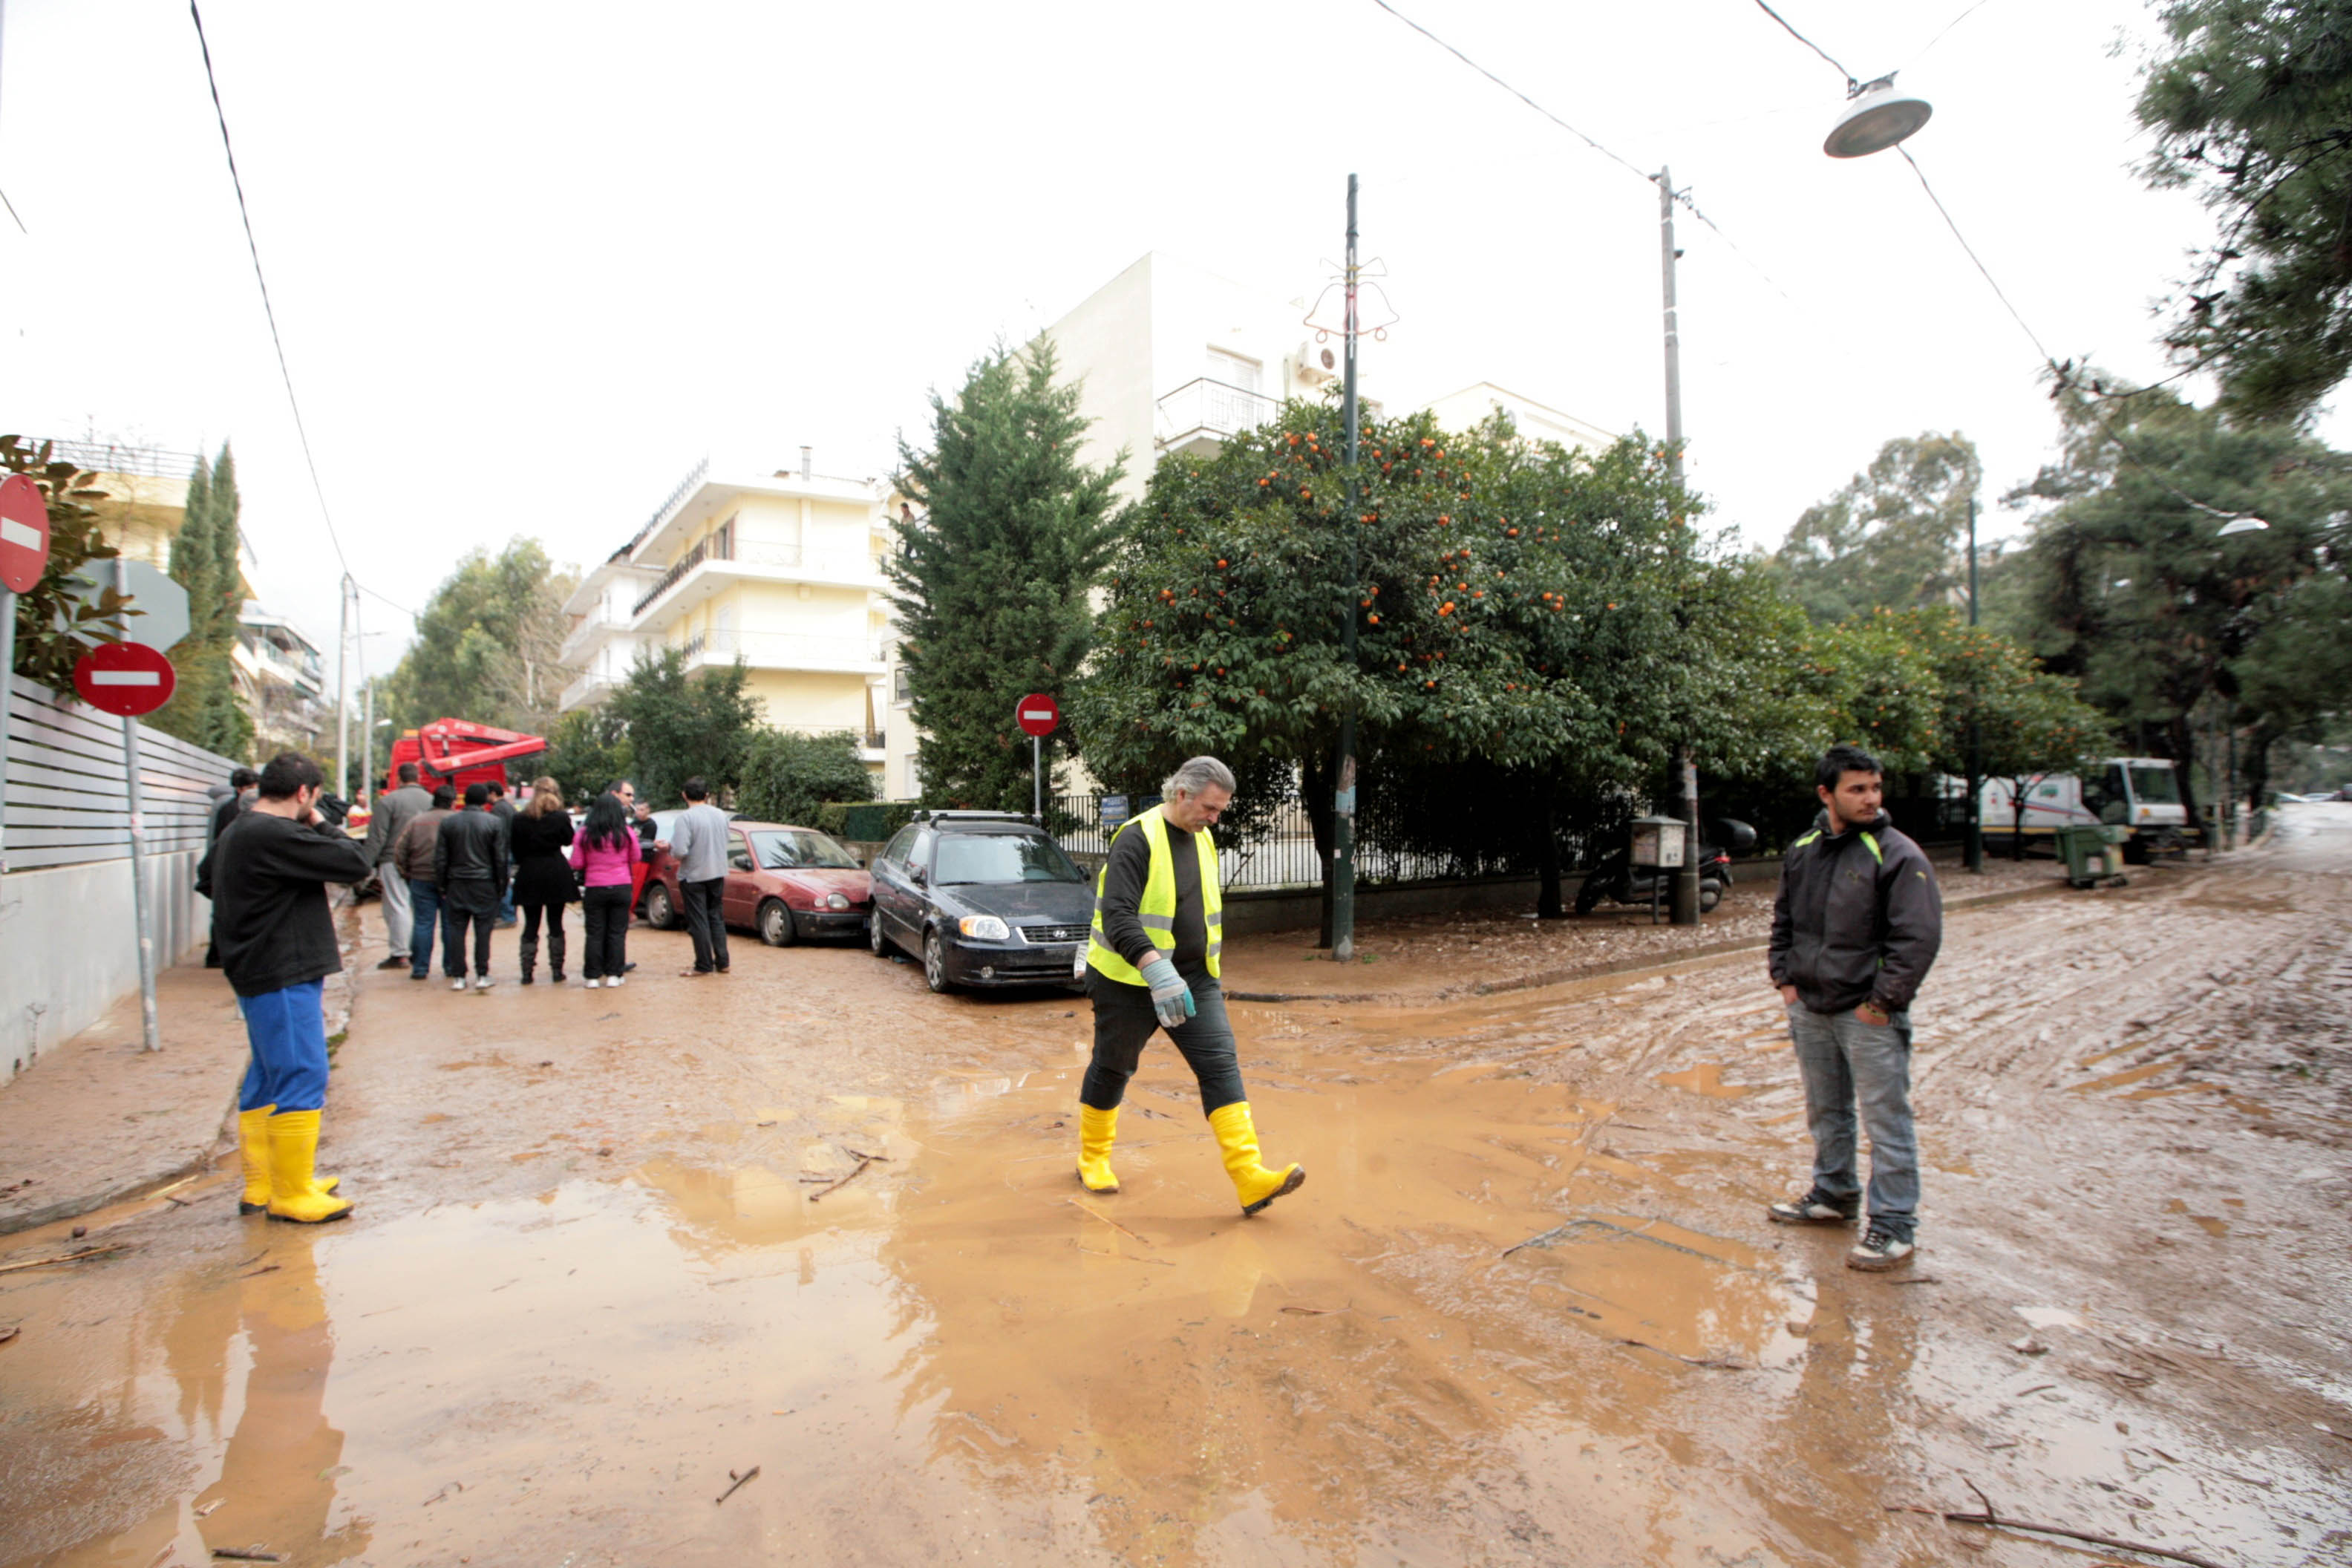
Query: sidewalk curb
[[1224, 880, 2071, 1007], [0, 895, 363, 1239]]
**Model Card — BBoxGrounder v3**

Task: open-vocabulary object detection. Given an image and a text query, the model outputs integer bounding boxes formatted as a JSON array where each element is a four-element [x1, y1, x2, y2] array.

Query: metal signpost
[[1015, 693, 1059, 821], [74, 559, 188, 1055], [0, 473, 54, 881]]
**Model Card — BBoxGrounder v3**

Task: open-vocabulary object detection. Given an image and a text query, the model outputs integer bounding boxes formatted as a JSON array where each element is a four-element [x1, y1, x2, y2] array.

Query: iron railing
[[615, 456, 709, 564], [1155, 378, 1281, 448], [24, 437, 206, 481], [677, 628, 887, 671]]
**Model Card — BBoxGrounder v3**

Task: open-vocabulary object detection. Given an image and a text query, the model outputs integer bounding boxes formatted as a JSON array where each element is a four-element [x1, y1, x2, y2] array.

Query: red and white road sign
[[1015, 693, 1059, 738], [0, 472, 49, 595], [73, 642, 176, 717]]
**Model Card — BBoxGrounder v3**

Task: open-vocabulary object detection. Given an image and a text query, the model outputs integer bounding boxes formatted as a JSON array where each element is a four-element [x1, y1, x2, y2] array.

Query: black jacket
[[510, 809, 578, 904], [434, 808, 509, 889], [206, 809, 373, 999], [1768, 809, 1943, 1015]]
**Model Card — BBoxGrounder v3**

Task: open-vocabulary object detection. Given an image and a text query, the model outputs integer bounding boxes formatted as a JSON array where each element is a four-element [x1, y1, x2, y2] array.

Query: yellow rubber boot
[[264, 1109, 353, 1224], [1077, 1105, 1120, 1194], [238, 1105, 274, 1213], [1206, 1101, 1304, 1216]]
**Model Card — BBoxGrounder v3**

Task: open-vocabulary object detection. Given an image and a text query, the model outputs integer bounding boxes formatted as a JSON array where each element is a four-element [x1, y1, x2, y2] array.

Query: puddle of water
[[1653, 1061, 1753, 1100]]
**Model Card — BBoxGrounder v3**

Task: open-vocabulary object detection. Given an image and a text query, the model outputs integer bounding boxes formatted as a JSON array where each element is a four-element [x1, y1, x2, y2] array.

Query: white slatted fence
[[4, 673, 232, 869]]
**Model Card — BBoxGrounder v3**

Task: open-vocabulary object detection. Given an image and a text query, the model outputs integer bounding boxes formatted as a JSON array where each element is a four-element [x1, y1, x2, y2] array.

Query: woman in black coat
[[509, 776, 578, 984]]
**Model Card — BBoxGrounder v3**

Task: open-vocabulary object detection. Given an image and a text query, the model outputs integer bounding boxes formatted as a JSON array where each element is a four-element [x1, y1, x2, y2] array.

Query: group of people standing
[[356, 768, 662, 989]]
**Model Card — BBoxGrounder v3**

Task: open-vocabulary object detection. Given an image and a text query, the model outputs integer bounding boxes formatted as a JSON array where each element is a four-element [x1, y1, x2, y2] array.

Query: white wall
[[1, 850, 208, 1083]]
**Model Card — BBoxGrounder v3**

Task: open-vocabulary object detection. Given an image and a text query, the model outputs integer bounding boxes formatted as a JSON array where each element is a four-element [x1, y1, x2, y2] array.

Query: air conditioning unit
[[1296, 339, 1341, 385]]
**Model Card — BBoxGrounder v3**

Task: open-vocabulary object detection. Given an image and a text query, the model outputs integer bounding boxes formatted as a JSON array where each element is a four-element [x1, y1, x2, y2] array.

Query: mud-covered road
[[4, 811, 2349, 1567]]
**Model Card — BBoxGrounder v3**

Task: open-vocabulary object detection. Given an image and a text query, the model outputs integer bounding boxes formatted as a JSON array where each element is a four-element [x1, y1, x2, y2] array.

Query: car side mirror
[[909, 864, 927, 886], [729, 853, 751, 872]]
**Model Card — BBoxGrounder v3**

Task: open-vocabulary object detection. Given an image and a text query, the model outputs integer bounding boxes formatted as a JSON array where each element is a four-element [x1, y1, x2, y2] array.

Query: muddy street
[[4, 815, 2349, 1567]]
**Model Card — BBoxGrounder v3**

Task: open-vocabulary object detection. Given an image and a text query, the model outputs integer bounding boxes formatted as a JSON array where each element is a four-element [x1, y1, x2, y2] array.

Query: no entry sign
[[1015, 693, 1059, 738], [73, 642, 176, 717], [0, 473, 49, 595]]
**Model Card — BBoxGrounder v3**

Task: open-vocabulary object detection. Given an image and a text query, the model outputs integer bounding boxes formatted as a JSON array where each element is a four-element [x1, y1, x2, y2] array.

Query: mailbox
[[1629, 814, 1688, 870]]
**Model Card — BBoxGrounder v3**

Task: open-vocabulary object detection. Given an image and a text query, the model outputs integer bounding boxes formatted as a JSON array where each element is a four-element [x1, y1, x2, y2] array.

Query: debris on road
[[714, 1465, 760, 1506]]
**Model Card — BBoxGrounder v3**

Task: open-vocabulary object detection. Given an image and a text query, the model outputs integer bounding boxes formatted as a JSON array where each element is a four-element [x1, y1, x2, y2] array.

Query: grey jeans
[[1787, 1004, 1918, 1240], [378, 863, 414, 958]]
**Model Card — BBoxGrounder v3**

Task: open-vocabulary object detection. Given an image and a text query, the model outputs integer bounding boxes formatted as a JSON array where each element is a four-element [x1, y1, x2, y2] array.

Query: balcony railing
[[1156, 378, 1281, 454], [559, 668, 615, 710], [676, 628, 889, 673], [633, 531, 841, 619], [558, 610, 628, 664], [615, 456, 709, 564]]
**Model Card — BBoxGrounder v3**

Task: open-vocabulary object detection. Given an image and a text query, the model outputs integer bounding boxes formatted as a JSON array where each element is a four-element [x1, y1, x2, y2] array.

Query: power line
[[1750, 0, 1858, 91], [186, 2, 361, 586], [0, 186, 24, 235], [1904, 0, 1998, 71], [1366, 0, 1800, 301], [1368, 0, 1649, 183], [1897, 147, 2053, 362]]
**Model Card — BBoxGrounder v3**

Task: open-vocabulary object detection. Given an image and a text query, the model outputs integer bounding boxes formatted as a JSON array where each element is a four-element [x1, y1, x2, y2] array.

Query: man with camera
[[204, 751, 371, 1224]]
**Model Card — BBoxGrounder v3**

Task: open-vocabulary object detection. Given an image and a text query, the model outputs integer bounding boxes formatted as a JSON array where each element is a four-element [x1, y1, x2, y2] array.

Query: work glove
[[1137, 954, 1195, 1030]]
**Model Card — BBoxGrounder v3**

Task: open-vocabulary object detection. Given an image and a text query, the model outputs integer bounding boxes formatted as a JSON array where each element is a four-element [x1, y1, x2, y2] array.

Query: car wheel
[[923, 927, 953, 993], [643, 881, 677, 930], [758, 898, 797, 947], [869, 910, 892, 957]]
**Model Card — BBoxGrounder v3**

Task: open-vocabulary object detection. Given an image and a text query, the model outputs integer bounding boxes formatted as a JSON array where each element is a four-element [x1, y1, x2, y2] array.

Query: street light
[[1824, 75, 1933, 158]]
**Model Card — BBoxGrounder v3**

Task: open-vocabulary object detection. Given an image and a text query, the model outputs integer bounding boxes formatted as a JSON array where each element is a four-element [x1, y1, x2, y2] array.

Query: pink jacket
[[569, 829, 644, 888]]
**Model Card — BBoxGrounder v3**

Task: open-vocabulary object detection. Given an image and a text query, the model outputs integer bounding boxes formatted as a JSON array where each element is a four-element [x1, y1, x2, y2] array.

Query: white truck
[[1980, 757, 2191, 862]]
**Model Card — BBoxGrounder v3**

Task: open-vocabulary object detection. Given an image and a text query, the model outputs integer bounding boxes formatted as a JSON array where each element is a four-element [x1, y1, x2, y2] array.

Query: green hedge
[[814, 800, 922, 843]]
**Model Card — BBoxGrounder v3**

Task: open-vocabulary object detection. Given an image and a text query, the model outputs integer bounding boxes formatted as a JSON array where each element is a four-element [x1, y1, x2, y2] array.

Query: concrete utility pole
[[1330, 173, 1364, 963], [1964, 496, 1984, 873], [335, 573, 351, 797], [1659, 168, 1700, 927]]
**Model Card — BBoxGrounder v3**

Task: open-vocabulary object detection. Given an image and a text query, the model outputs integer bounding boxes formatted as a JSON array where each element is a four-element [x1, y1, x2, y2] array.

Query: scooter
[[1573, 819, 1756, 916]]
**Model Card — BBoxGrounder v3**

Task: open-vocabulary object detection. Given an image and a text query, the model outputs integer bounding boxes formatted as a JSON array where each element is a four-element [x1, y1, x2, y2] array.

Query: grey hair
[[1162, 755, 1236, 800]]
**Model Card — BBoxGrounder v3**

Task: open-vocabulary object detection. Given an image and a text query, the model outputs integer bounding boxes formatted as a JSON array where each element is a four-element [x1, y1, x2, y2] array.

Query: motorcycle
[[1573, 819, 1757, 916]]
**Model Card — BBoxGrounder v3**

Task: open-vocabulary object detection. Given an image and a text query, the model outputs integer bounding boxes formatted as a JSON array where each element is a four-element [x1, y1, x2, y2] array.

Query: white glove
[[1138, 954, 1195, 1029]]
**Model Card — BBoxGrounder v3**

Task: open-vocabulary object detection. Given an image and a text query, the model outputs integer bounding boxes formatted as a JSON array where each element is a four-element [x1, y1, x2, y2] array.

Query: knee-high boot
[[520, 921, 538, 981], [265, 1110, 353, 1224], [548, 920, 566, 983], [240, 1103, 338, 1212], [1077, 1105, 1120, 1193], [1206, 1101, 1304, 1216]]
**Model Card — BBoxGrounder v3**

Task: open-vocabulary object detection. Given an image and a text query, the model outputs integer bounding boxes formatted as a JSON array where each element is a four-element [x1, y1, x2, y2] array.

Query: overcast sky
[[1, 1, 2315, 681]]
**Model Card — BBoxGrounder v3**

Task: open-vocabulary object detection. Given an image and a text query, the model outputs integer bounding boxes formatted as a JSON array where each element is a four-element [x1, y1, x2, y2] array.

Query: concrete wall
[[1, 849, 208, 1083]]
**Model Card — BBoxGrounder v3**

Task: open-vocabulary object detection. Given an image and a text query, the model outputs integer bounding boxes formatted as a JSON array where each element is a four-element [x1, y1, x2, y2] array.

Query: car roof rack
[[915, 809, 1037, 826]]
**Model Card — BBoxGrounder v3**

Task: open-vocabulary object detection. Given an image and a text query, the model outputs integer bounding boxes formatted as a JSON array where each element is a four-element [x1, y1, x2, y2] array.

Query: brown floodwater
[[7, 814, 2352, 1565]]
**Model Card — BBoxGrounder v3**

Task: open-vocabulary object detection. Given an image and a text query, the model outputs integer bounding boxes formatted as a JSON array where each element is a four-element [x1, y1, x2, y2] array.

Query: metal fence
[[3, 673, 234, 871], [1049, 784, 1578, 892]]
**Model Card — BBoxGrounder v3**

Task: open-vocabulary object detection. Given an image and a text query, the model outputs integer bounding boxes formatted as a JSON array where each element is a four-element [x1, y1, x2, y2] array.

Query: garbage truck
[[1980, 757, 2190, 862]]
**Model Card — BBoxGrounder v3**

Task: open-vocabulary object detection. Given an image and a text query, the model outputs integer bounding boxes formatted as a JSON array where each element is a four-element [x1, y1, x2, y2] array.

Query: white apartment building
[[234, 602, 329, 754], [560, 454, 899, 774], [880, 252, 1617, 800]]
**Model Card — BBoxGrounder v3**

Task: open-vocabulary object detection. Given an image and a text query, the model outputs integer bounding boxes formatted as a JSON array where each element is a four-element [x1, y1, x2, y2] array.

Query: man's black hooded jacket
[[1767, 808, 1943, 1016]]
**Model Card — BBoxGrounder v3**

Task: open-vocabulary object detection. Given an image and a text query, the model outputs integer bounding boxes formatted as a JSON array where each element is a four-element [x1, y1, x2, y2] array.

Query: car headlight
[[958, 915, 1010, 941], [826, 892, 849, 910]]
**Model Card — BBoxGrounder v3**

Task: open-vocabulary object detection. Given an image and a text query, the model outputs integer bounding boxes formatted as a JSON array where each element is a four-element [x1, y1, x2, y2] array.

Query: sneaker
[[1768, 1189, 1858, 1225], [1846, 1226, 1916, 1271], [451, 979, 468, 992], [376, 955, 410, 970], [410, 971, 429, 981], [584, 977, 601, 989], [606, 975, 624, 988], [520, 973, 535, 986], [474, 976, 494, 991]]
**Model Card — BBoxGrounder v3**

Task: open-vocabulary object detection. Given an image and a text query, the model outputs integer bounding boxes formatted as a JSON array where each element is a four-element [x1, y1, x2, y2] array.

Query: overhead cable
[[1749, 0, 1859, 91]]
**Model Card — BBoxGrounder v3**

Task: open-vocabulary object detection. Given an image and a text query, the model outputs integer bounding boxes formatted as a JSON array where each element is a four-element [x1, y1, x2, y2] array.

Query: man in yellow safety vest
[[1079, 755, 1304, 1215]]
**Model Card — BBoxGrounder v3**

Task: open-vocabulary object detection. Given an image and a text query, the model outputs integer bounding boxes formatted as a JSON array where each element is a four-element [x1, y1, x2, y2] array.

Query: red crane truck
[[385, 718, 548, 799]]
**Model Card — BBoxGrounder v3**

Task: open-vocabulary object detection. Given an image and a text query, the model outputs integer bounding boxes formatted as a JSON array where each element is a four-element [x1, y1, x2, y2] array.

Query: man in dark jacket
[[202, 768, 259, 967], [434, 782, 509, 990], [487, 779, 520, 927], [207, 751, 371, 1224], [1766, 743, 1944, 1270], [360, 762, 434, 971]]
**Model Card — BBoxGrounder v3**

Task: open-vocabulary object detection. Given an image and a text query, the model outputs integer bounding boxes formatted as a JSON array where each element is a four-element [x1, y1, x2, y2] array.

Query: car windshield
[[933, 832, 1085, 885], [748, 830, 859, 871], [2129, 765, 2183, 805]]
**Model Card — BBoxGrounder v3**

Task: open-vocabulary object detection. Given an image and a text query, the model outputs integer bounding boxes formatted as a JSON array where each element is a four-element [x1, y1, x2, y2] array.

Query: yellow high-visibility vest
[[1085, 804, 1223, 984]]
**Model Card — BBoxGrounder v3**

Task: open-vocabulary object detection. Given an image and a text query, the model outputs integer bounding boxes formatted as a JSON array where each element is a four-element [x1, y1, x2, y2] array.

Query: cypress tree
[[153, 443, 253, 757], [887, 339, 1123, 809]]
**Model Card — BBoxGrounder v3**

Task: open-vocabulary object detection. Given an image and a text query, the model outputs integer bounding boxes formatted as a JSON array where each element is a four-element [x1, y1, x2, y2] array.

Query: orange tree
[[1072, 402, 1811, 923]]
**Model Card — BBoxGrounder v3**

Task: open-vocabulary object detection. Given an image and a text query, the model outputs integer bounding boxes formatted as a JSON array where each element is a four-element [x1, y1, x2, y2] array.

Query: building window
[[904, 755, 923, 797], [1207, 347, 1261, 394], [893, 666, 912, 705]]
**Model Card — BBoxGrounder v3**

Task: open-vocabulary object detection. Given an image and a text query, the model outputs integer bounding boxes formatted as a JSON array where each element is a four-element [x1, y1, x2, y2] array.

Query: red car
[[639, 818, 872, 946]]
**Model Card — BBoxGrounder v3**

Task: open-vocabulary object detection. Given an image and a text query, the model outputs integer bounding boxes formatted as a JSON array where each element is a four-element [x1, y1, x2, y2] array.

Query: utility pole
[[335, 573, 351, 798], [1329, 174, 1364, 964], [361, 675, 373, 803], [1658, 167, 1700, 927], [1964, 496, 1984, 873]]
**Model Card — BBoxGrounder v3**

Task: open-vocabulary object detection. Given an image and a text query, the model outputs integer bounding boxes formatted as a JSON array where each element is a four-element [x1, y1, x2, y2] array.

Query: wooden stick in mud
[[715, 1465, 760, 1506], [1065, 1196, 1153, 1246], [806, 1156, 874, 1202], [1886, 1503, 2232, 1568], [210, 1549, 286, 1563], [0, 1244, 130, 1276]]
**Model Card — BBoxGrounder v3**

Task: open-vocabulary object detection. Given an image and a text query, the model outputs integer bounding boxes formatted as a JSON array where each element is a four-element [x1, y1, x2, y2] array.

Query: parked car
[[638, 811, 869, 944], [866, 811, 1094, 993]]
